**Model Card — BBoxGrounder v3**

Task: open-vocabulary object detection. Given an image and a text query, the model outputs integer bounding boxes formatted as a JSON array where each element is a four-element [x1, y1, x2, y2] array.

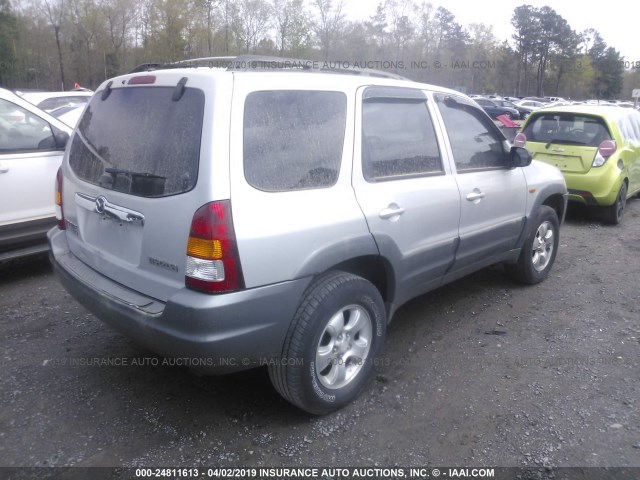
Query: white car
[[0, 88, 72, 260], [516, 99, 546, 109], [49, 103, 86, 128], [17, 90, 93, 112]]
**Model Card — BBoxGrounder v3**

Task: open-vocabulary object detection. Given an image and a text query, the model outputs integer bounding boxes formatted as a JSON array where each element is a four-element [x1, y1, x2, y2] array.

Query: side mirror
[[54, 131, 70, 149], [510, 146, 532, 168]]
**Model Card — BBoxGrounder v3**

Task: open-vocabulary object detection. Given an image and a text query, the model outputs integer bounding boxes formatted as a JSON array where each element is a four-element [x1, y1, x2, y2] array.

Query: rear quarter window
[[243, 90, 347, 192], [69, 86, 204, 197]]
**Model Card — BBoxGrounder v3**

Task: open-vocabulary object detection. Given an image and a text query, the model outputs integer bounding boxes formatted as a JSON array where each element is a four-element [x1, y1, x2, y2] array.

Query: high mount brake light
[[128, 75, 156, 85]]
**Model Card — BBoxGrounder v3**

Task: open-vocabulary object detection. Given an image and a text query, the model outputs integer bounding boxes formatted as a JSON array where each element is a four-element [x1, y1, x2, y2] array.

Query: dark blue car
[[475, 97, 520, 120]]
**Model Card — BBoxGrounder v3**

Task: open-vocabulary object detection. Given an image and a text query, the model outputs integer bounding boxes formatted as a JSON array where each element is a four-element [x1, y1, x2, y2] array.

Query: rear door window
[[523, 113, 611, 146], [69, 86, 204, 197], [361, 95, 443, 181], [243, 90, 346, 192]]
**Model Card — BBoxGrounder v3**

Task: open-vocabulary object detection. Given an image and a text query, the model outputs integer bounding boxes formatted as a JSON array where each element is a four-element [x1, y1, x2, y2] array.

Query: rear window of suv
[[523, 113, 611, 147], [243, 90, 347, 192], [69, 86, 204, 197]]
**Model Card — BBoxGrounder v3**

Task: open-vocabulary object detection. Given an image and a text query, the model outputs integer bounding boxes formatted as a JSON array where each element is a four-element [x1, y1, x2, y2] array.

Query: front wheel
[[506, 206, 560, 284], [269, 272, 386, 414]]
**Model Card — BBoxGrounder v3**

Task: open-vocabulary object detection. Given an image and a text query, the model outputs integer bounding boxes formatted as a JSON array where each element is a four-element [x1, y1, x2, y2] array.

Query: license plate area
[[534, 154, 585, 173], [74, 193, 144, 265]]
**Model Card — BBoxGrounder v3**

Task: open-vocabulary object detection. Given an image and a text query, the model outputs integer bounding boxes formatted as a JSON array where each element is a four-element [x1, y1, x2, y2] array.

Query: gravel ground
[[1, 200, 639, 473]]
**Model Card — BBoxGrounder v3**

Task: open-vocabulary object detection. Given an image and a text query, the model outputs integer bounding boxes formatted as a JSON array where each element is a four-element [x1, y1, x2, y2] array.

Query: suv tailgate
[[60, 72, 223, 302]]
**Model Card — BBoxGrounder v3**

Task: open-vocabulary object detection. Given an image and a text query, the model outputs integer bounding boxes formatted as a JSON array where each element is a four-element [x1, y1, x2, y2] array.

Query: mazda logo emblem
[[95, 196, 107, 214]]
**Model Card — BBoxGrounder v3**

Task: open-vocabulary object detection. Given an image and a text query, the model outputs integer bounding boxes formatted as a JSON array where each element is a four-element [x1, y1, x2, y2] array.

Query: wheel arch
[[542, 193, 567, 223], [327, 255, 396, 320], [514, 187, 567, 252]]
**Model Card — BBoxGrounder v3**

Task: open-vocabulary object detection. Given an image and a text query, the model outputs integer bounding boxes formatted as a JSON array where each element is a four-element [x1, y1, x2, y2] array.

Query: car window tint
[[523, 113, 611, 147], [243, 90, 346, 192], [0, 99, 57, 152], [69, 86, 204, 197], [435, 94, 508, 171], [361, 98, 442, 181]]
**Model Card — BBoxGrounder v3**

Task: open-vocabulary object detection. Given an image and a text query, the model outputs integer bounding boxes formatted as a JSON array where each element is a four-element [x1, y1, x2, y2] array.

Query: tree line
[[0, 0, 633, 99]]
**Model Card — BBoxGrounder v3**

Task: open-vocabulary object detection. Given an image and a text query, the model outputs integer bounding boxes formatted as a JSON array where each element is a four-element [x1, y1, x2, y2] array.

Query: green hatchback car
[[515, 106, 640, 223]]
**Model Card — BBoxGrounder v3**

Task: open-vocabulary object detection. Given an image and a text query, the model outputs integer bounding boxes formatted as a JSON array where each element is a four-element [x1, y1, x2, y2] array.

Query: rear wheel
[[506, 206, 559, 284], [269, 271, 386, 414], [603, 182, 627, 225]]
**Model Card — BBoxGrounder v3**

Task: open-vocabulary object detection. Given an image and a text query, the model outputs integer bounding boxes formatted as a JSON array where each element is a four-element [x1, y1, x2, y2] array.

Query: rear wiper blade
[[100, 168, 167, 196], [104, 167, 163, 178]]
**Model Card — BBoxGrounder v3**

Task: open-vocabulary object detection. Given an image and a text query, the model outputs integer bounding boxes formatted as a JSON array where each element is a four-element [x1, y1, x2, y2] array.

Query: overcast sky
[[343, 0, 639, 64]]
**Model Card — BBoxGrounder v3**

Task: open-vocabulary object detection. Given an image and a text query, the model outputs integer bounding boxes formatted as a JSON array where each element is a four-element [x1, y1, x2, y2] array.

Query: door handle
[[466, 190, 485, 202], [0, 165, 8, 174], [379, 204, 405, 219]]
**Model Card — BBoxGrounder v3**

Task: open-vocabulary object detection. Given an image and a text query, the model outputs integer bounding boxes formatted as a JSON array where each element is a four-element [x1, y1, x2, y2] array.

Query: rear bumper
[[562, 167, 623, 207], [48, 227, 311, 373]]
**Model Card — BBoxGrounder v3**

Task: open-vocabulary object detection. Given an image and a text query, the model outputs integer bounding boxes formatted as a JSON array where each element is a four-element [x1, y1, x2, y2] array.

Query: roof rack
[[128, 55, 407, 80]]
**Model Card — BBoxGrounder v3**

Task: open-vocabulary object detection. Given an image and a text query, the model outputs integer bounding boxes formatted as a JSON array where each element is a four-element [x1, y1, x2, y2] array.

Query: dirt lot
[[1, 200, 639, 475]]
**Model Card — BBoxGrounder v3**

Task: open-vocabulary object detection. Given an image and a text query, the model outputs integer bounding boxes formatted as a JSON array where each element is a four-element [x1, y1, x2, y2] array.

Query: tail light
[[513, 133, 527, 148], [185, 200, 244, 294], [592, 140, 617, 167], [55, 167, 65, 230]]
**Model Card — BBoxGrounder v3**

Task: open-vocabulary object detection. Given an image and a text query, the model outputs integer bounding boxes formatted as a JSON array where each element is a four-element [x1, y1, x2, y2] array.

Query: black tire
[[506, 206, 560, 284], [269, 271, 386, 415], [603, 182, 627, 225]]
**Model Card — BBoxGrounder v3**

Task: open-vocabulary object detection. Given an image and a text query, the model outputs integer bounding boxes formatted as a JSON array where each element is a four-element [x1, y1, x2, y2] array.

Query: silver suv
[[49, 57, 567, 414]]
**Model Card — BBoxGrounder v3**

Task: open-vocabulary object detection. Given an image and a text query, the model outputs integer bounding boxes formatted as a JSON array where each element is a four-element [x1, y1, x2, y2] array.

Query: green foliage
[[589, 37, 624, 98], [273, 0, 312, 56], [4, 0, 628, 100], [511, 5, 581, 97], [0, 0, 19, 87], [622, 69, 640, 101]]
